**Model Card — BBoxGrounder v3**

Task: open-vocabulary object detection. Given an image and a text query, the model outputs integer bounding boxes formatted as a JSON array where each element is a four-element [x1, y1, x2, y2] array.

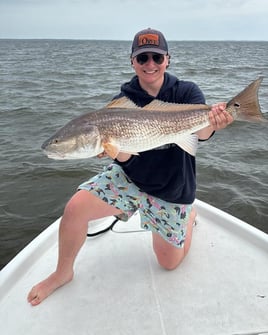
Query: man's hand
[[97, 151, 108, 159], [209, 102, 233, 130], [196, 102, 234, 140]]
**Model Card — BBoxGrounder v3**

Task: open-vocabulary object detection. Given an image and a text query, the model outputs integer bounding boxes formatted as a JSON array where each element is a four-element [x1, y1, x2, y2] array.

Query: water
[[0, 40, 267, 270]]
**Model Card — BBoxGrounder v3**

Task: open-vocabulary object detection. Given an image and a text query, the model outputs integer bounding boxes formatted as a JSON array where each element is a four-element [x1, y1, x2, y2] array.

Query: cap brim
[[131, 48, 167, 58]]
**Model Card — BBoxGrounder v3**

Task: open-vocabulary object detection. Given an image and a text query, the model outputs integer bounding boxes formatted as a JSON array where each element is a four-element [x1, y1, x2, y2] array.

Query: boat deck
[[0, 200, 268, 335]]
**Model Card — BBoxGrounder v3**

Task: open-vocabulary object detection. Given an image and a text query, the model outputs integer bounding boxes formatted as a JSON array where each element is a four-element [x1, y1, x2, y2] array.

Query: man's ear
[[166, 54, 171, 69]]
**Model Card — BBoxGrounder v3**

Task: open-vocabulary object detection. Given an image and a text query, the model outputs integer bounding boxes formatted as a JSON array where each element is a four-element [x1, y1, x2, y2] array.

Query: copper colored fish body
[[42, 77, 265, 160]]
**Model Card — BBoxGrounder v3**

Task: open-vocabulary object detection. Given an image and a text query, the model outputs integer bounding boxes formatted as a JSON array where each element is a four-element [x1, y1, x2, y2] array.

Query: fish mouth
[[43, 150, 66, 160]]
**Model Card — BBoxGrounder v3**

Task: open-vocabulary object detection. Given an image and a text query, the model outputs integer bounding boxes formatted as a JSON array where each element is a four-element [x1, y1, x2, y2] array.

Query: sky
[[0, 0, 267, 41]]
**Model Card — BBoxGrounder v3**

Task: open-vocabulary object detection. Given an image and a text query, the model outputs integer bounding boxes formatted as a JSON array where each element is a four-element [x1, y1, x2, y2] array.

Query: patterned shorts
[[78, 164, 192, 248]]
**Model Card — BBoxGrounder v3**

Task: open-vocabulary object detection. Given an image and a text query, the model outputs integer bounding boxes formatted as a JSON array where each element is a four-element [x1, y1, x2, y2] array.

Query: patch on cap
[[138, 34, 160, 47], [131, 28, 168, 57]]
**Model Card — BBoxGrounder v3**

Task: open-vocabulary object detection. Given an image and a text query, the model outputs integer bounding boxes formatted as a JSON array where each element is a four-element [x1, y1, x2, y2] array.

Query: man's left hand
[[209, 103, 234, 130]]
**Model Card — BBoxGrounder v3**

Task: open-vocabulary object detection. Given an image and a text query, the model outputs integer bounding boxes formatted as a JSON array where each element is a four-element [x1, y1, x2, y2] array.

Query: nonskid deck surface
[[0, 200, 267, 335]]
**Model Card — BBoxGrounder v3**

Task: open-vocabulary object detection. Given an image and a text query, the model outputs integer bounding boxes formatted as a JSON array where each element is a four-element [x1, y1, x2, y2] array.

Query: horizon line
[[0, 37, 267, 42]]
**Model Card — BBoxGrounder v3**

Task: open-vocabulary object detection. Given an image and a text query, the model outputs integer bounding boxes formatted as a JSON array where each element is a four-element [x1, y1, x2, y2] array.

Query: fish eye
[[234, 102, 240, 108], [52, 139, 59, 144]]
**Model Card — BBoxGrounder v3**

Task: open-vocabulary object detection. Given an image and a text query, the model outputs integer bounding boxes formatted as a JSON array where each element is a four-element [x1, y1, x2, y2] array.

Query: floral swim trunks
[[78, 164, 192, 248]]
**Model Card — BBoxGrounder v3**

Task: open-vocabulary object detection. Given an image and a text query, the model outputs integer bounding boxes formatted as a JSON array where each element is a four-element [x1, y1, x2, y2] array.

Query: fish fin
[[227, 77, 266, 122], [106, 97, 141, 110], [142, 99, 209, 112], [102, 139, 139, 159], [102, 141, 121, 159], [176, 134, 199, 156]]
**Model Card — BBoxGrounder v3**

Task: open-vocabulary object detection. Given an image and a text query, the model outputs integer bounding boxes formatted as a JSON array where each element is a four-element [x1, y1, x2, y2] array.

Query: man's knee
[[152, 233, 185, 270], [156, 255, 184, 271]]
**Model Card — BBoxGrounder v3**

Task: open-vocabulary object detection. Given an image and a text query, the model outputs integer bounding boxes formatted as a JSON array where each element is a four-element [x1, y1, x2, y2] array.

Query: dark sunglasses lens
[[136, 54, 149, 64], [152, 54, 164, 64]]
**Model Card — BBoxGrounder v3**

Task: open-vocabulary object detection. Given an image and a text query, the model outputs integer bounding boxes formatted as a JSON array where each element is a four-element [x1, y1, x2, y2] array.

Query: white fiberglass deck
[[0, 200, 268, 335]]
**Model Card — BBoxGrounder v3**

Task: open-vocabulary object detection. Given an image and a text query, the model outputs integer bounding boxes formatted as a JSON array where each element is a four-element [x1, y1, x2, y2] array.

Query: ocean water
[[0, 39, 267, 270]]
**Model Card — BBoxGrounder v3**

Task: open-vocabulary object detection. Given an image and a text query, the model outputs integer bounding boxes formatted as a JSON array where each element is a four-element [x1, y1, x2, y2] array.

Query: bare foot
[[27, 271, 74, 306]]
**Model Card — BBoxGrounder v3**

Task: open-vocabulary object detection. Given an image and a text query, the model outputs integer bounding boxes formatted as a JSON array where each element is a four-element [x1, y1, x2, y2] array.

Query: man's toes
[[30, 295, 42, 306], [27, 287, 41, 305], [27, 288, 36, 302]]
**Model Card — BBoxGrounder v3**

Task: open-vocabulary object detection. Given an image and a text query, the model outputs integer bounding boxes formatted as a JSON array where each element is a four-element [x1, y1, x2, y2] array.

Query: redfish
[[42, 77, 265, 160]]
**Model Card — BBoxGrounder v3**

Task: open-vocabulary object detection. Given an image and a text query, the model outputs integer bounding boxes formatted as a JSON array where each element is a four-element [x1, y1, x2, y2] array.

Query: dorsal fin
[[142, 99, 209, 112], [106, 96, 210, 113], [106, 96, 141, 109]]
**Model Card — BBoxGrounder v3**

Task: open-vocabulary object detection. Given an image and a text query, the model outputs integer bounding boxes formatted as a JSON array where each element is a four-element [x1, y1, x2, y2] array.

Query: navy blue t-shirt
[[114, 72, 206, 204]]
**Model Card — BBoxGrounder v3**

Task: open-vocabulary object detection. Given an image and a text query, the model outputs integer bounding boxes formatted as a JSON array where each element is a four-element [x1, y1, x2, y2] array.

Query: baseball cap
[[131, 28, 168, 58]]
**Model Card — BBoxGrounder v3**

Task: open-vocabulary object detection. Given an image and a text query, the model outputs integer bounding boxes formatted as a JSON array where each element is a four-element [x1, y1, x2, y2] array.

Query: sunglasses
[[136, 53, 165, 65]]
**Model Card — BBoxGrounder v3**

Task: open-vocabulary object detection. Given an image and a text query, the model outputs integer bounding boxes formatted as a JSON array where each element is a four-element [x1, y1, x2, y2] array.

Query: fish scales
[[89, 108, 210, 153], [95, 108, 210, 138]]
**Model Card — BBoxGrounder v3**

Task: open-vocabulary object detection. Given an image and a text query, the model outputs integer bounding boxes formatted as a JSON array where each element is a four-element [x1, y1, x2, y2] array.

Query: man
[[28, 28, 233, 306]]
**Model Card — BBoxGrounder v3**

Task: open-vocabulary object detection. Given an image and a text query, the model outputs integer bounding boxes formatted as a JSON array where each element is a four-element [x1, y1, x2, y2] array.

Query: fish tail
[[227, 77, 266, 122]]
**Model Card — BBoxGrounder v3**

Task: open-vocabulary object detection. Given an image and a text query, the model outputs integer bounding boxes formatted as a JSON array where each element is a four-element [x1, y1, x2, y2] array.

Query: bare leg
[[27, 190, 122, 306], [152, 207, 196, 270]]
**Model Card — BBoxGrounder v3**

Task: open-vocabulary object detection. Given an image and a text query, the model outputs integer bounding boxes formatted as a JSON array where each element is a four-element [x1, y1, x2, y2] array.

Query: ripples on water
[[0, 40, 267, 269]]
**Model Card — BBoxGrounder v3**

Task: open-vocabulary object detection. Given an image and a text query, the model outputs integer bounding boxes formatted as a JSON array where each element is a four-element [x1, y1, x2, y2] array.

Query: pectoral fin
[[102, 141, 121, 159], [176, 134, 199, 156]]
